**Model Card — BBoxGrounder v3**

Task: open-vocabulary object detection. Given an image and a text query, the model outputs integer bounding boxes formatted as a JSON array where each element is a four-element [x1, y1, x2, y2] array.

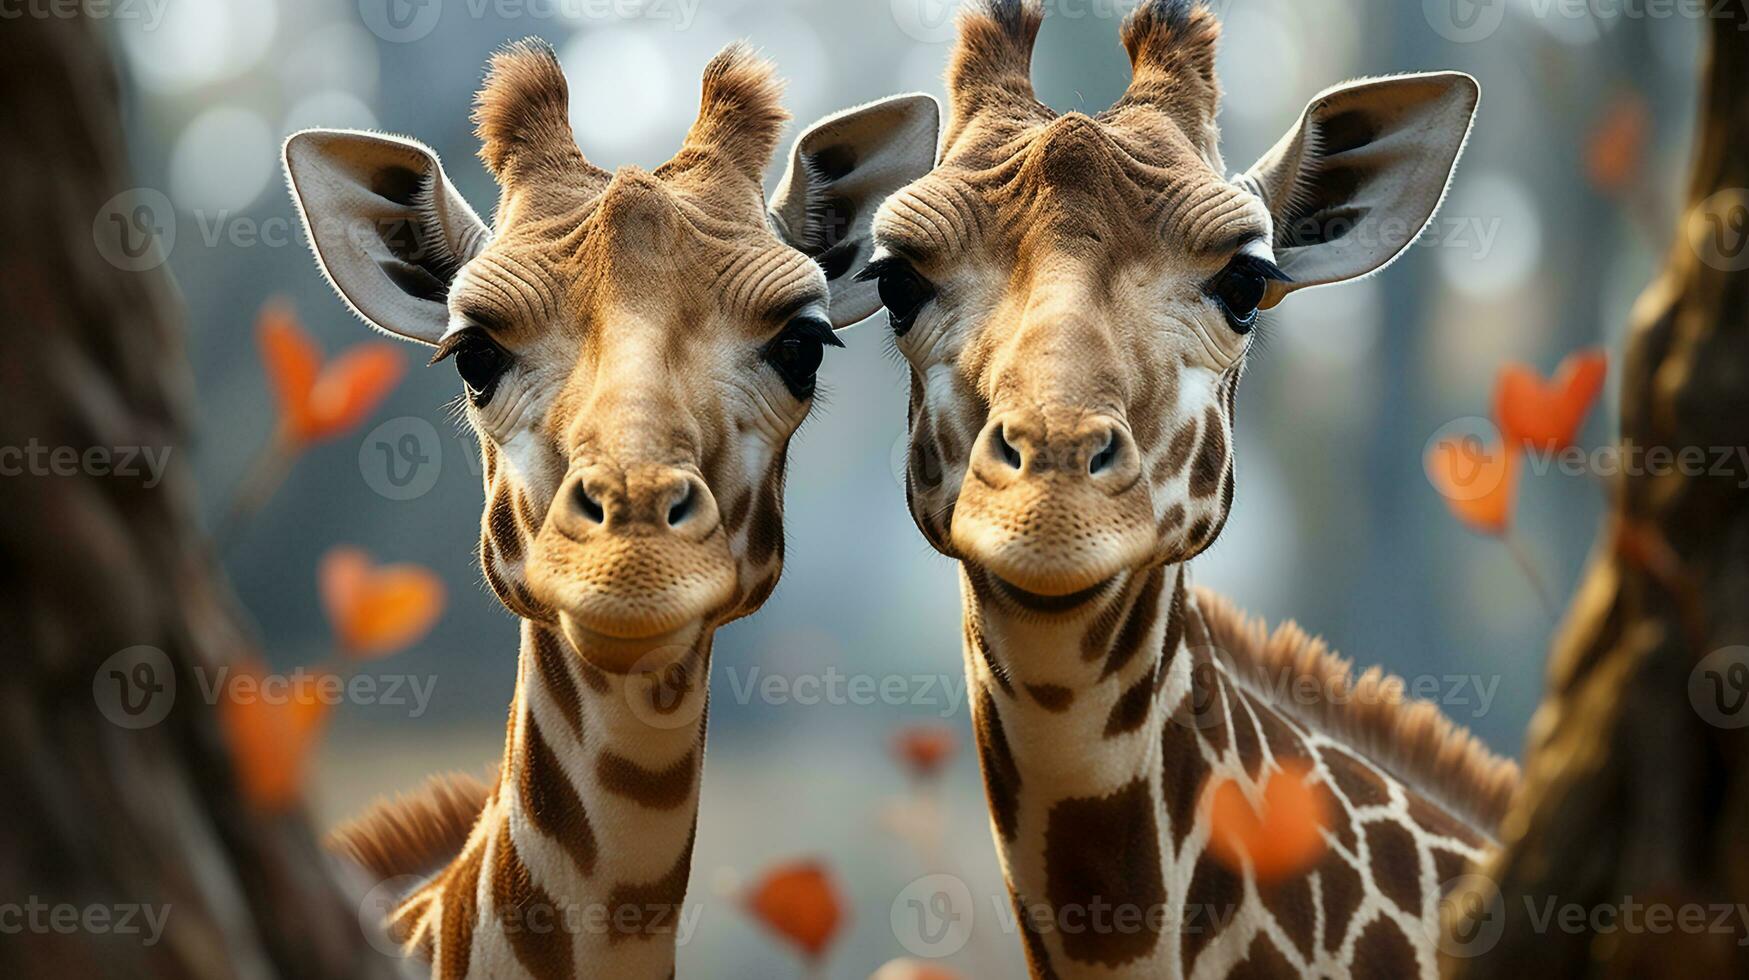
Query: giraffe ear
[[284, 129, 491, 346], [1238, 72, 1479, 309], [768, 94, 940, 328]]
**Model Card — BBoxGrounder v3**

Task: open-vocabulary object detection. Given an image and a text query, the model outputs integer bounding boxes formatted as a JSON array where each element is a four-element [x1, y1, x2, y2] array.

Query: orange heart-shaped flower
[[1493, 349, 1608, 453], [257, 299, 404, 444], [743, 860, 845, 961], [319, 547, 446, 658], [1206, 762, 1329, 883], [1426, 434, 1520, 536], [218, 663, 331, 811], [892, 723, 956, 779]]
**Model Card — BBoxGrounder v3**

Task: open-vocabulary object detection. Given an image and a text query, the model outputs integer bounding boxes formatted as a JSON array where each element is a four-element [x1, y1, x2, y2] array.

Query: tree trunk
[[1445, 11, 1749, 979], [0, 15, 397, 979]]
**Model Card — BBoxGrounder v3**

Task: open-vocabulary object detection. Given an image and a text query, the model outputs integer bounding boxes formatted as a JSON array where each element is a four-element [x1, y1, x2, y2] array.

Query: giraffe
[[283, 39, 937, 977], [866, 2, 1521, 976]]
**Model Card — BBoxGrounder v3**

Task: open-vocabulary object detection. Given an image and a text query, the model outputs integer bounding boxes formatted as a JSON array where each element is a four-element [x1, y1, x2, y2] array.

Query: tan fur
[[473, 39, 601, 185], [659, 42, 790, 191], [1194, 586, 1520, 833], [327, 769, 495, 882]]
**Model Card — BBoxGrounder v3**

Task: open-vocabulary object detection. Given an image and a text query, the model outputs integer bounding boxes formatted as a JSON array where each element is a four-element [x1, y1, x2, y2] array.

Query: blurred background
[[104, 0, 1701, 974]]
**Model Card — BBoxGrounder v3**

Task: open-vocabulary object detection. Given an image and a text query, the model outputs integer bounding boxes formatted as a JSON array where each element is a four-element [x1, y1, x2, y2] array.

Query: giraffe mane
[[326, 768, 496, 883], [1193, 586, 1521, 834]]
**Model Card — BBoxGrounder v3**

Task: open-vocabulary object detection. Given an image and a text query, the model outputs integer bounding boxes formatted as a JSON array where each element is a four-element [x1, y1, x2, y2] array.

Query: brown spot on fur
[[722, 492, 752, 536], [745, 463, 784, 568], [968, 613, 1015, 696], [435, 836, 484, 978], [1366, 821, 1423, 913], [975, 688, 1023, 841], [1259, 871, 1317, 961], [532, 628, 581, 736], [1433, 847, 1470, 887], [487, 487, 524, 564], [1256, 701, 1310, 764], [605, 824, 696, 944], [1351, 916, 1419, 979], [1161, 418, 1198, 479], [491, 822, 573, 978], [1181, 851, 1243, 974], [1410, 794, 1484, 847], [1326, 748, 1391, 809], [1229, 686, 1264, 777], [1229, 931, 1296, 980], [1156, 502, 1186, 536], [1189, 649, 1229, 758], [1314, 779, 1358, 853], [1103, 670, 1156, 736], [597, 749, 697, 811], [1189, 406, 1226, 498], [1102, 565, 1164, 678], [1161, 700, 1207, 850], [520, 720, 598, 876], [1043, 779, 1164, 966], [1319, 854, 1365, 954], [1025, 683, 1075, 712], [577, 658, 610, 694]]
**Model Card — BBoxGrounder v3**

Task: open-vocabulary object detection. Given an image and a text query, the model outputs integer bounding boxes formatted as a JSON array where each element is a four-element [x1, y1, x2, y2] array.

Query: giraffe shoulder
[[1190, 586, 1521, 837]]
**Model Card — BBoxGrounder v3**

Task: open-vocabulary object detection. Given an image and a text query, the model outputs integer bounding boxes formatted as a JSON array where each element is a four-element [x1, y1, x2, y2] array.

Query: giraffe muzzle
[[951, 411, 1154, 598], [526, 462, 737, 662]]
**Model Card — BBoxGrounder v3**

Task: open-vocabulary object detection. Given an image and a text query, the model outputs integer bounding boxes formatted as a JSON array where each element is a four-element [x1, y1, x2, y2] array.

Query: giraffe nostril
[[1089, 432, 1118, 476], [666, 483, 695, 528], [573, 481, 605, 525], [995, 425, 1023, 471]]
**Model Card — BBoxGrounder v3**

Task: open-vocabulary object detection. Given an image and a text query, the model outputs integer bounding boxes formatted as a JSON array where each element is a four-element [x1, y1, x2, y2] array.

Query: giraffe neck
[[961, 563, 1490, 979], [394, 619, 708, 979]]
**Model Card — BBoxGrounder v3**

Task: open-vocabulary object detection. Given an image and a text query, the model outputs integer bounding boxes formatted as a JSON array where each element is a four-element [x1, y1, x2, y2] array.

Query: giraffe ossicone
[[871, 1, 1518, 976], [286, 38, 938, 977]]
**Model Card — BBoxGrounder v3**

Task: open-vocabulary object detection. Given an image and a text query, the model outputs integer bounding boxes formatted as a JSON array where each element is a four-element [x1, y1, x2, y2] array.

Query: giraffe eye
[[762, 315, 844, 401], [1206, 254, 1288, 335], [433, 329, 510, 407], [856, 258, 935, 337]]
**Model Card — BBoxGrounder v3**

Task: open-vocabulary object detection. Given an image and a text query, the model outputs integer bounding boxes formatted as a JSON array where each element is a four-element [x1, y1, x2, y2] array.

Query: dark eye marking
[[855, 257, 936, 337], [762, 315, 843, 400], [1204, 252, 1289, 335], [431, 327, 511, 407]]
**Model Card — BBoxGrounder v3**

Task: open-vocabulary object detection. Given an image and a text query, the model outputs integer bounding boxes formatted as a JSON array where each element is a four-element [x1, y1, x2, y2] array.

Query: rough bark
[[0, 15, 397, 980], [1444, 12, 1749, 979]]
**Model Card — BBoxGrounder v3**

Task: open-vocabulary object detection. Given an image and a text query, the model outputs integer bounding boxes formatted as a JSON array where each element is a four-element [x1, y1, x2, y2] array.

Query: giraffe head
[[286, 40, 937, 670], [874, 0, 1476, 608]]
